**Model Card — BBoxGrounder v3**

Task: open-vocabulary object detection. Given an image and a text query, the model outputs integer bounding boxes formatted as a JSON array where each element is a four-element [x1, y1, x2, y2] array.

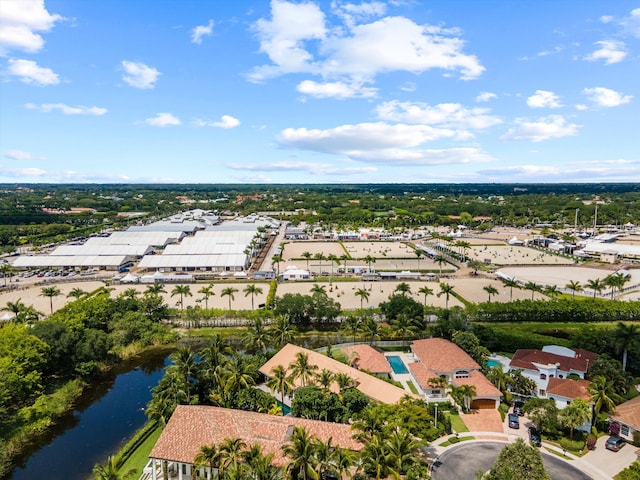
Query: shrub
[[559, 437, 584, 452]]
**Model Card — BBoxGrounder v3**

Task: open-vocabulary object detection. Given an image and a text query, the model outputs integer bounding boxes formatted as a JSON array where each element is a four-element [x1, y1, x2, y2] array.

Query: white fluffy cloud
[[476, 92, 497, 103], [0, 0, 63, 55], [4, 149, 43, 161], [191, 19, 214, 44], [249, 0, 484, 84], [332, 1, 386, 27], [227, 161, 377, 175], [527, 90, 562, 109], [585, 40, 627, 64], [583, 87, 633, 107], [26, 103, 107, 115], [620, 8, 640, 38], [296, 80, 377, 98], [145, 113, 181, 127], [375, 100, 501, 130], [8, 58, 59, 85], [478, 163, 640, 182], [0, 167, 47, 177], [500, 115, 580, 142], [276, 122, 493, 165], [121, 61, 160, 89], [194, 115, 240, 129]]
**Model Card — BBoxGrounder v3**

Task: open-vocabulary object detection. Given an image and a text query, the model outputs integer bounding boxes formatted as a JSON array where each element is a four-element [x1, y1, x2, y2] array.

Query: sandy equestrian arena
[[467, 245, 575, 266]]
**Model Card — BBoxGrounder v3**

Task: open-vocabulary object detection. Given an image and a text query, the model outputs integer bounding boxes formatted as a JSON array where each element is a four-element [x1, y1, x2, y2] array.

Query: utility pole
[[574, 208, 579, 233]]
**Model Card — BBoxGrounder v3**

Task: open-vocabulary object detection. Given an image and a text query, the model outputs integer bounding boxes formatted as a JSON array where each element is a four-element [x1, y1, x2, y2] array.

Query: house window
[[549, 374, 554, 378], [432, 390, 441, 395], [455, 370, 470, 379], [539, 389, 546, 396], [559, 375, 564, 379], [566, 400, 571, 405], [622, 425, 630, 436], [540, 373, 547, 380]]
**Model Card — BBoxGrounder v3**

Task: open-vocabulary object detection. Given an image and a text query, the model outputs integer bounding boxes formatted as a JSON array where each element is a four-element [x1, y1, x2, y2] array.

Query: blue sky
[[1, 0, 639, 184]]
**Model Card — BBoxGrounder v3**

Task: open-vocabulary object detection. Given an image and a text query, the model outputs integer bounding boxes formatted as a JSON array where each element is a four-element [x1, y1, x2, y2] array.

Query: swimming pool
[[277, 400, 291, 415], [387, 355, 409, 374], [487, 359, 501, 368]]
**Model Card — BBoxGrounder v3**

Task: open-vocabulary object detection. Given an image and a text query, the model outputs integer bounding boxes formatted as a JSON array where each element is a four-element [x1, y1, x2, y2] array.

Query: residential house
[[144, 405, 361, 480], [278, 265, 311, 281], [340, 344, 392, 377], [508, 345, 596, 397], [546, 378, 593, 433], [610, 396, 640, 442], [408, 338, 502, 409]]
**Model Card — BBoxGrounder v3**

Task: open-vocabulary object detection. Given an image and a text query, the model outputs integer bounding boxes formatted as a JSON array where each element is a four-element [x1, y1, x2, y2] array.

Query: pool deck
[[384, 352, 424, 396]]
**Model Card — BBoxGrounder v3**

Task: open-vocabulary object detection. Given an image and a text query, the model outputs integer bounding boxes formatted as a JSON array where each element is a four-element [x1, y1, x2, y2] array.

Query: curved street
[[431, 441, 593, 480]]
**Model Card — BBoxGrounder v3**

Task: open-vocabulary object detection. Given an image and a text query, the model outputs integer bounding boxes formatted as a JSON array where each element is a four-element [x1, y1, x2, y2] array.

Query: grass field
[[448, 413, 470, 433], [118, 424, 162, 477]]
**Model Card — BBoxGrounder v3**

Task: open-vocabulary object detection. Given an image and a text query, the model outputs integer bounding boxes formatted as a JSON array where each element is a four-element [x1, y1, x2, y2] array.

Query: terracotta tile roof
[[410, 338, 480, 373], [150, 405, 362, 466], [546, 378, 592, 401], [611, 395, 640, 430], [509, 349, 596, 373], [340, 344, 392, 374], [453, 370, 502, 397], [407, 361, 441, 389], [260, 344, 418, 404]]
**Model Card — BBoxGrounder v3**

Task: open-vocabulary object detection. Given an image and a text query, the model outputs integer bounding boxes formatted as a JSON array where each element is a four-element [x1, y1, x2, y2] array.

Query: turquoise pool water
[[487, 359, 501, 368], [277, 400, 291, 415], [388, 355, 409, 374]]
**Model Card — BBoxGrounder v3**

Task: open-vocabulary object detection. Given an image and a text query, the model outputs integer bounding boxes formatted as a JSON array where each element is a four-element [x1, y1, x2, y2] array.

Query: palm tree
[[359, 434, 391, 480], [220, 437, 248, 474], [121, 287, 138, 300], [486, 366, 512, 404], [351, 406, 385, 443], [194, 443, 223, 480], [169, 346, 199, 402], [313, 252, 325, 277], [314, 437, 338, 479], [0, 263, 13, 287], [301, 251, 312, 272], [613, 322, 640, 371], [67, 287, 86, 299], [272, 254, 283, 278], [2, 299, 26, 316], [560, 398, 592, 439], [586, 278, 605, 298], [289, 352, 318, 387], [502, 278, 519, 301], [543, 284, 560, 299], [242, 444, 280, 480], [40, 286, 61, 314], [354, 287, 370, 309], [605, 272, 629, 299], [524, 281, 540, 300], [333, 447, 355, 480], [198, 283, 215, 309], [565, 280, 583, 299], [221, 286, 238, 310], [244, 283, 263, 310], [394, 282, 411, 296], [334, 372, 355, 391], [341, 315, 362, 344], [437, 283, 455, 309], [171, 284, 192, 311], [245, 318, 270, 353], [222, 353, 256, 400], [391, 314, 419, 347], [326, 253, 338, 284], [362, 316, 380, 345], [339, 253, 350, 275], [418, 285, 434, 306], [271, 315, 296, 348], [317, 369, 334, 393], [310, 283, 327, 296], [282, 426, 318, 480], [483, 285, 498, 302], [452, 384, 476, 412], [267, 364, 294, 406], [434, 255, 447, 275], [363, 255, 376, 273], [385, 429, 422, 477], [92, 456, 137, 480], [146, 282, 166, 295], [589, 375, 622, 420]]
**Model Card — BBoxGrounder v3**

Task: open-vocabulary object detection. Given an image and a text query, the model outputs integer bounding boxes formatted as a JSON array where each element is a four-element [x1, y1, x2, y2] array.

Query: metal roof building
[[84, 231, 183, 247], [138, 253, 248, 271], [50, 244, 154, 257], [12, 255, 130, 270]]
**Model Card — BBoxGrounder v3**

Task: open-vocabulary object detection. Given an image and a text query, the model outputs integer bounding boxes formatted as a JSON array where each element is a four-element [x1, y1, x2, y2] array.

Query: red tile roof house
[[508, 345, 596, 398], [408, 338, 502, 409], [546, 378, 594, 433], [609, 396, 640, 443], [340, 344, 393, 377], [145, 405, 362, 480]]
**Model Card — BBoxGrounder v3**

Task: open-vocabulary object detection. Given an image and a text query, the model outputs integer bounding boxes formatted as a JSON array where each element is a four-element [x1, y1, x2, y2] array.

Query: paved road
[[432, 442, 592, 480]]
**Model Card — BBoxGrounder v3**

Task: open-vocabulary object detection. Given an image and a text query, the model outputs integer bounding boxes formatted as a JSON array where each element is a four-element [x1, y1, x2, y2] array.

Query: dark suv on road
[[508, 413, 520, 429], [528, 427, 541, 447], [605, 436, 626, 452], [513, 400, 524, 416]]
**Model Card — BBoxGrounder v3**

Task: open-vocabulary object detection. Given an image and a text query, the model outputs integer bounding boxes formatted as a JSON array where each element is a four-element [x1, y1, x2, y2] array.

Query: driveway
[[582, 435, 637, 478], [432, 441, 593, 480], [460, 409, 503, 433]]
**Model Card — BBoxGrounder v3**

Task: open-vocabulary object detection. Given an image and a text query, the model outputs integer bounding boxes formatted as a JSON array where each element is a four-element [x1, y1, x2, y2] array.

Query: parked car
[[605, 436, 626, 452], [513, 400, 525, 416], [528, 427, 541, 447], [508, 413, 520, 429]]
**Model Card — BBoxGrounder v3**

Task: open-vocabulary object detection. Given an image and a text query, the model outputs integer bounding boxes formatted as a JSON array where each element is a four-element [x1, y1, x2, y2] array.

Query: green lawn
[[407, 380, 419, 394], [448, 413, 470, 433], [118, 424, 162, 476], [440, 436, 475, 447]]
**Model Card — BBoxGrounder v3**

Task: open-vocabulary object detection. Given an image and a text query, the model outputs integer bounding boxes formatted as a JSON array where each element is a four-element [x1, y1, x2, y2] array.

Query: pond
[[9, 348, 170, 480]]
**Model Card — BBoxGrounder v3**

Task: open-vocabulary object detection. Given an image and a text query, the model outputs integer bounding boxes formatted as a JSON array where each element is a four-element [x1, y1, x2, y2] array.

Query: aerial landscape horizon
[[1, 0, 639, 184]]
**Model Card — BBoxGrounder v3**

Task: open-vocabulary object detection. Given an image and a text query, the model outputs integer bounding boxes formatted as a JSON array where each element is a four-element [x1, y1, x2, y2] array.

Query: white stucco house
[[546, 377, 593, 433], [508, 345, 597, 397], [278, 265, 311, 281]]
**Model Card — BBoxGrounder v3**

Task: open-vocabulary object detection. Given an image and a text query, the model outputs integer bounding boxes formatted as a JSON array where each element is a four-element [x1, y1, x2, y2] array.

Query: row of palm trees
[[500, 272, 632, 301]]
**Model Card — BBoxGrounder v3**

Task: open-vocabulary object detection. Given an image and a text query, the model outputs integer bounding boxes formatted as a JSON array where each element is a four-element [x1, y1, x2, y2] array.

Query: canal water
[[9, 349, 170, 480]]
